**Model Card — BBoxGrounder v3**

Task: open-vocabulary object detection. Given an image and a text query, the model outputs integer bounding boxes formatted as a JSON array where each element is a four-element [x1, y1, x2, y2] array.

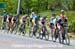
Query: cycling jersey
[[30, 12, 35, 22], [30, 12, 35, 19], [32, 16, 40, 25], [40, 17, 46, 26], [50, 17, 55, 23], [22, 16, 27, 23], [57, 15, 67, 27], [12, 17, 16, 23], [8, 16, 12, 23], [50, 17, 56, 28]]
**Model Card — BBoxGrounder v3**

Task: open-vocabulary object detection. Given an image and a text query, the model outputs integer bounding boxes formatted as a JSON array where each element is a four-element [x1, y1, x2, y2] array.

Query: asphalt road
[[0, 30, 75, 49]]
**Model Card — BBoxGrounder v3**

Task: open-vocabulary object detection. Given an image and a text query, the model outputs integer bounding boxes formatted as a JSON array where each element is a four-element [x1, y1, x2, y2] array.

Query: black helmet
[[43, 16, 47, 19]]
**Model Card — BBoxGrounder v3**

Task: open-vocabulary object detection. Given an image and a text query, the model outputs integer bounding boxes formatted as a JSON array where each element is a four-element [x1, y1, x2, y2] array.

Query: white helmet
[[32, 12, 35, 15], [61, 9, 64, 13]]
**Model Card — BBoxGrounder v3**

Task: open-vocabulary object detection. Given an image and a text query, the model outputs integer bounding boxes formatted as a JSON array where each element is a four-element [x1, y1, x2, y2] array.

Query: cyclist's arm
[[32, 18, 36, 26], [57, 19, 61, 27]]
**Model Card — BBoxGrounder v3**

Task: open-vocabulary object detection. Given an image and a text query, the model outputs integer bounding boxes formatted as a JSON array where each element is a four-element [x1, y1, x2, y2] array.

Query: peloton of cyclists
[[50, 10, 68, 42], [0, 9, 69, 44]]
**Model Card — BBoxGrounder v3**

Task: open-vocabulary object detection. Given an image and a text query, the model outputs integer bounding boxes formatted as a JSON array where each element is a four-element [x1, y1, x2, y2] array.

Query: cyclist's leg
[[59, 26, 65, 44], [54, 28, 59, 42], [12, 22, 17, 32], [62, 27, 66, 40], [42, 23, 46, 37], [30, 18, 33, 27], [2, 20, 5, 30], [50, 23, 55, 40], [33, 22, 37, 36], [22, 23, 26, 35], [8, 22, 11, 32], [12, 22, 17, 34]]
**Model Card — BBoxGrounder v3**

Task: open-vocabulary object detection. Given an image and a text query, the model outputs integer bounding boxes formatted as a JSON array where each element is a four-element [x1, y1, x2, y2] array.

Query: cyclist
[[11, 16, 17, 32], [39, 16, 47, 37], [50, 13, 57, 41], [1, 10, 7, 30], [40, 16, 46, 26], [32, 15, 40, 36], [19, 15, 28, 35], [56, 10, 68, 42], [30, 12, 35, 27], [7, 14, 13, 31]]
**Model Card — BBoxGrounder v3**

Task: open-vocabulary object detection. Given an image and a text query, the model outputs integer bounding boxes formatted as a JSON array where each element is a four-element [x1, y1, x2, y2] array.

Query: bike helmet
[[61, 9, 64, 13], [43, 16, 47, 19], [32, 12, 35, 15]]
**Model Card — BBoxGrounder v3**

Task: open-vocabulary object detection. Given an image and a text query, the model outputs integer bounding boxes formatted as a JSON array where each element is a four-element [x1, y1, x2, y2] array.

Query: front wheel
[[58, 30, 62, 43], [65, 32, 70, 45], [19, 24, 26, 36]]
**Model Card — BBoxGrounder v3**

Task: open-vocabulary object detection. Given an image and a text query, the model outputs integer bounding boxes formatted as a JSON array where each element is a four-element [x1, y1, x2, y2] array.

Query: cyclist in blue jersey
[[1, 10, 7, 30]]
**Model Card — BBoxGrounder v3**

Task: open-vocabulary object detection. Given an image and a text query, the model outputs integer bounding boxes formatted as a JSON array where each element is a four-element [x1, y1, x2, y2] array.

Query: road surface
[[0, 30, 75, 49]]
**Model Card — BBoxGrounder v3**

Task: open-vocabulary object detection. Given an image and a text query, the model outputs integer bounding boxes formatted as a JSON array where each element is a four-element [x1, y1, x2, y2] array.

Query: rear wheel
[[64, 30, 70, 45], [29, 27, 33, 37], [50, 29, 54, 41], [45, 30, 50, 40]]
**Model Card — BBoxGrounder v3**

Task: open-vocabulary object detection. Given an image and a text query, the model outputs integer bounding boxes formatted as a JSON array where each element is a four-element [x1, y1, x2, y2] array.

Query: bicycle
[[57, 26, 70, 45], [19, 23, 26, 36], [29, 24, 38, 38], [11, 22, 18, 34], [38, 25, 49, 40], [7, 22, 13, 33]]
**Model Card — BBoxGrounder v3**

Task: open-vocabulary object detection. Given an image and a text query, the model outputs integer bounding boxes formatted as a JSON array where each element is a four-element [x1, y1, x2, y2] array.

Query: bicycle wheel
[[65, 31, 70, 45], [14, 25, 18, 34], [38, 29, 43, 39], [45, 30, 50, 40], [36, 28, 40, 39], [50, 29, 54, 41], [58, 30, 62, 43], [22, 24, 26, 36], [29, 27, 33, 37]]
